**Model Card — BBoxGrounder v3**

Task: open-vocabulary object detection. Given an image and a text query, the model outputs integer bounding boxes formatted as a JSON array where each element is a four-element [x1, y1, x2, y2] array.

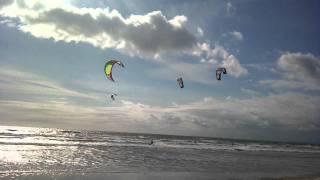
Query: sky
[[0, 0, 319, 144]]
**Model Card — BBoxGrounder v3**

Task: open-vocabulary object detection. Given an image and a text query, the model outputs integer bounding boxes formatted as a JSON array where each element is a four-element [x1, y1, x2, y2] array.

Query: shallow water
[[0, 126, 320, 179]]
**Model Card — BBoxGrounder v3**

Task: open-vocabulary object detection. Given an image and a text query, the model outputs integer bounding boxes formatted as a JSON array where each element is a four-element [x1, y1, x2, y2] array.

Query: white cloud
[[194, 43, 248, 77], [0, 18, 16, 27], [226, 2, 235, 15], [229, 31, 243, 41], [196, 27, 204, 37], [221, 54, 248, 77], [261, 52, 320, 90], [0, 0, 247, 79], [222, 31, 243, 42]]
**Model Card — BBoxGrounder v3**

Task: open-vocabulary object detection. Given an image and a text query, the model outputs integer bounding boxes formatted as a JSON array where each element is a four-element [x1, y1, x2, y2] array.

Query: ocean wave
[[0, 126, 319, 153]]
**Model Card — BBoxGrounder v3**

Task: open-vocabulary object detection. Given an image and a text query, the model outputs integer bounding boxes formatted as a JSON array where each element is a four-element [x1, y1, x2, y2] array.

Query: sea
[[0, 126, 319, 180]]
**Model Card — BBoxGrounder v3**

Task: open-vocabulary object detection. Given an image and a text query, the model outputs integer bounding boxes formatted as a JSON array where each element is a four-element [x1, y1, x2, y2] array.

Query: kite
[[177, 77, 184, 88], [216, 67, 227, 81], [111, 93, 117, 101], [104, 60, 125, 82]]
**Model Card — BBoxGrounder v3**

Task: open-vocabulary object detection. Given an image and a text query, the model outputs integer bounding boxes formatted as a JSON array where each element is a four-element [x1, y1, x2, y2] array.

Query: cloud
[[226, 2, 235, 15], [161, 93, 320, 134], [278, 52, 320, 83], [241, 88, 261, 97], [1, 90, 319, 141], [1, 1, 196, 59], [228, 31, 243, 41], [0, 0, 247, 78], [261, 52, 320, 90], [260, 79, 320, 90], [194, 43, 248, 77], [0, 67, 100, 101], [0, 99, 186, 133], [147, 61, 213, 84], [0, 0, 13, 9], [196, 27, 204, 37], [222, 31, 243, 43], [0, 18, 16, 27]]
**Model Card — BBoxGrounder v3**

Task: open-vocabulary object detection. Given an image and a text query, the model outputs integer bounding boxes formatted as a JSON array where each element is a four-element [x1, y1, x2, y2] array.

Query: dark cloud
[[261, 52, 320, 90], [278, 52, 320, 84], [22, 7, 196, 58], [0, 0, 248, 77], [0, 0, 13, 9]]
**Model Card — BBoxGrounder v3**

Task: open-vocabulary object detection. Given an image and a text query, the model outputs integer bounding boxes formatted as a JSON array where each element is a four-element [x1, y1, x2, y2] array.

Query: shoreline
[[1, 172, 320, 180]]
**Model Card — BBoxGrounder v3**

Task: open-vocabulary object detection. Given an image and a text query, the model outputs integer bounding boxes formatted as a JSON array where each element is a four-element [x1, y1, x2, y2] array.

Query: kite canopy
[[104, 60, 124, 82], [177, 77, 184, 88], [216, 67, 227, 80]]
